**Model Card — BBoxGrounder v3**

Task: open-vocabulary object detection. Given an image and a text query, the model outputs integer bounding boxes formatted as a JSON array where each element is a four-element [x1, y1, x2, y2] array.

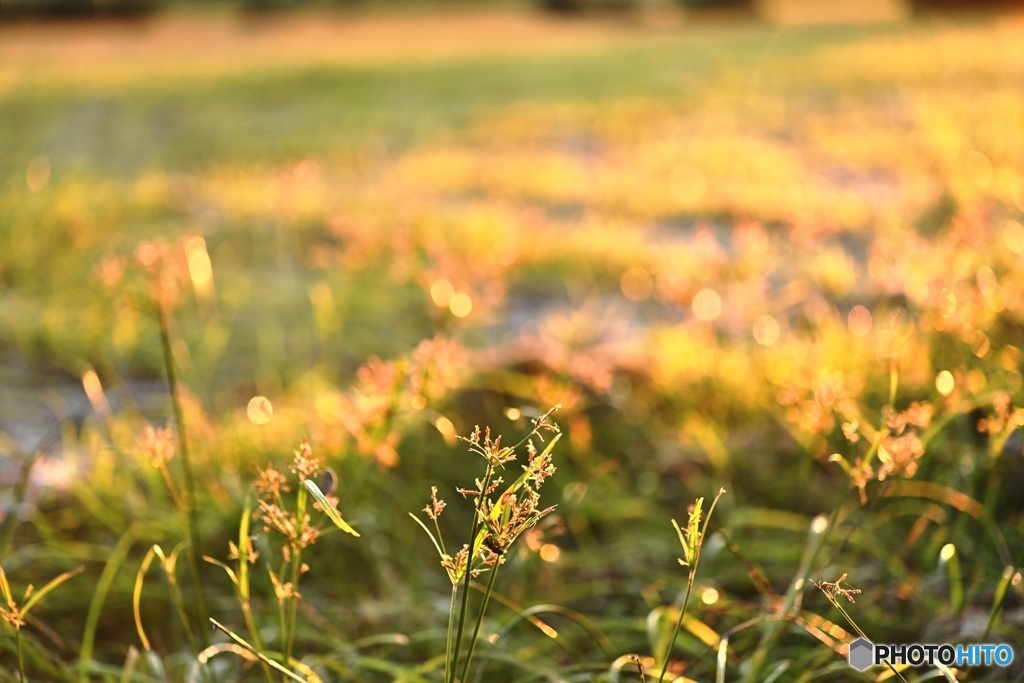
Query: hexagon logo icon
[[848, 637, 874, 671]]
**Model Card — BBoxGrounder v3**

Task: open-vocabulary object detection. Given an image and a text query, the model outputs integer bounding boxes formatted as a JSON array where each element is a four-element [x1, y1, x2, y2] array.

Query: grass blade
[[81, 524, 142, 683], [209, 618, 318, 682], [21, 565, 84, 616], [303, 479, 360, 537], [716, 637, 728, 683], [134, 546, 161, 651]]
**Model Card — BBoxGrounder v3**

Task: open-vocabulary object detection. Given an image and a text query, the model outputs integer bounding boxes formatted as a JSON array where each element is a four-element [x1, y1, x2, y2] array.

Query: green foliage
[[1, 9, 1024, 683]]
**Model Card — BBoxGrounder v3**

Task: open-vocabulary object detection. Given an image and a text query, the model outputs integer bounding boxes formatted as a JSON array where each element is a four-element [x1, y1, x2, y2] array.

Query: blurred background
[[1, 0, 1024, 680]]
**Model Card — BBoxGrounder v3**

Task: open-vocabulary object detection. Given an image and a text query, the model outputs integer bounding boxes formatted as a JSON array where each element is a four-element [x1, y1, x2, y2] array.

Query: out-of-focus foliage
[[1, 8, 1023, 682]]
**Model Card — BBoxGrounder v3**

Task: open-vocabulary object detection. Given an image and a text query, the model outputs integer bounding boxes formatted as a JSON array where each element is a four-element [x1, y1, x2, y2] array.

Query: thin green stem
[[657, 570, 697, 683], [241, 599, 275, 683], [445, 586, 457, 682], [659, 490, 724, 683], [285, 484, 308, 670], [831, 601, 908, 683], [459, 561, 501, 683], [165, 567, 210, 683], [236, 498, 274, 683], [157, 306, 211, 652], [80, 524, 142, 683], [743, 489, 850, 683], [449, 464, 495, 683], [276, 570, 287, 679], [15, 628, 25, 683]]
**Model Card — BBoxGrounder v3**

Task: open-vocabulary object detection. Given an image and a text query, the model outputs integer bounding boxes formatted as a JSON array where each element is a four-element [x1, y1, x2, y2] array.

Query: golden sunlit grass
[[1, 5, 1024, 682]]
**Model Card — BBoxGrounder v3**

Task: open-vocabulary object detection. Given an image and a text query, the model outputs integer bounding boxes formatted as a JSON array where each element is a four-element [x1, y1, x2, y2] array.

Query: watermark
[[848, 638, 1015, 671]]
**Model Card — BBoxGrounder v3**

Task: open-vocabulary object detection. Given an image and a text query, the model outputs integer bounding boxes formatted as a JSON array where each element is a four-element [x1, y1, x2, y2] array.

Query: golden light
[[1005, 220, 1024, 254], [701, 587, 720, 605], [314, 392, 342, 420], [535, 620, 558, 639], [847, 305, 872, 337], [966, 150, 992, 188], [82, 369, 110, 416], [939, 543, 956, 562], [539, 543, 561, 563], [184, 235, 214, 300], [449, 292, 473, 318], [621, 267, 654, 302], [936, 370, 955, 397], [811, 515, 829, 534], [968, 329, 990, 358], [430, 279, 454, 307], [966, 368, 987, 393], [26, 155, 51, 192], [939, 289, 956, 318], [434, 415, 456, 444], [753, 314, 780, 346], [692, 288, 722, 322], [668, 164, 707, 204], [1001, 346, 1021, 372], [977, 265, 997, 297], [247, 396, 273, 425], [505, 407, 522, 420]]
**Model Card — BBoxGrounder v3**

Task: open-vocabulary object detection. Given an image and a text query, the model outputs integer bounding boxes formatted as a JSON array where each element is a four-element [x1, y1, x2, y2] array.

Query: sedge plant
[[1, 564, 83, 683], [412, 406, 561, 683], [657, 488, 726, 683], [815, 574, 925, 683], [206, 439, 360, 682]]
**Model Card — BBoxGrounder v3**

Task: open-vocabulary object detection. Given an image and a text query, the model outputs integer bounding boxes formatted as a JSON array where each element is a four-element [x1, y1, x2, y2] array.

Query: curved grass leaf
[[303, 479, 360, 537]]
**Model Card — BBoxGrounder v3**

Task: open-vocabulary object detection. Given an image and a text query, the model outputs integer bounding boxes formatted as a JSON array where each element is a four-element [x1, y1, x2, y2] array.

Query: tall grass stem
[[459, 563, 501, 683], [158, 305, 212, 652], [449, 463, 495, 683]]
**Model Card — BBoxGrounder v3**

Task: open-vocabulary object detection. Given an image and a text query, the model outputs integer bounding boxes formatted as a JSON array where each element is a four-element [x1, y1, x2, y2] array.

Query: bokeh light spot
[[1005, 220, 1024, 254], [939, 289, 956, 318], [966, 369, 987, 394], [540, 543, 560, 563], [505, 407, 522, 420], [693, 288, 722, 322], [1001, 346, 1021, 372], [968, 329, 990, 358], [936, 370, 955, 397], [82, 369, 110, 415], [811, 515, 828, 534], [701, 587, 720, 605], [26, 155, 51, 192], [939, 543, 956, 561], [184, 236, 214, 299], [449, 292, 473, 318], [434, 415, 456, 444], [621, 267, 654, 302], [430, 279, 454, 307], [977, 265, 997, 297], [753, 315, 780, 346], [847, 305, 872, 337], [247, 396, 273, 425]]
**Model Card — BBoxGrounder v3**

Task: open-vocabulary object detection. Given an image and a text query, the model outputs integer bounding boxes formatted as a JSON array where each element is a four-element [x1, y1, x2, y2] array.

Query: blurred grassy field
[[1, 6, 1024, 682]]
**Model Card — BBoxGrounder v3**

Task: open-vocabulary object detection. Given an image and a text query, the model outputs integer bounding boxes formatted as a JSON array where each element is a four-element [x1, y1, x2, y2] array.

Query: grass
[[1, 5, 1024, 682]]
